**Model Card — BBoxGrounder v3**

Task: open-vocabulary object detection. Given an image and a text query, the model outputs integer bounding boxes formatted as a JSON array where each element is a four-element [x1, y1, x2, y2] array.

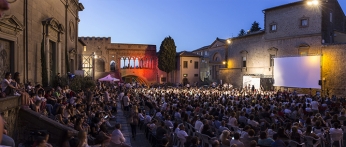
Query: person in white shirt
[[229, 132, 245, 147], [284, 105, 292, 114], [1, 72, 19, 95], [176, 124, 189, 144], [305, 104, 313, 113], [311, 99, 319, 114], [228, 112, 238, 128], [194, 118, 203, 132], [110, 124, 131, 147], [329, 122, 343, 143]]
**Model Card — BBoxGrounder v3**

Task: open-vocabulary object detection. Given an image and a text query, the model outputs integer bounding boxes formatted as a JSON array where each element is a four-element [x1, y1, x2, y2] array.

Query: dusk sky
[[79, 0, 346, 52]]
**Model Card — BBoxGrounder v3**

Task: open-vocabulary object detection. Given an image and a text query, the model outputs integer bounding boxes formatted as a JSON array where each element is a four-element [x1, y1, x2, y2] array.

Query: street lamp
[[307, 0, 319, 6], [222, 61, 226, 65]]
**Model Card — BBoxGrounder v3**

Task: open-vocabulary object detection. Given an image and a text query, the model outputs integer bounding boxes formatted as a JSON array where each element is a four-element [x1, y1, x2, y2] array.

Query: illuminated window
[[270, 24, 277, 31], [83, 46, 86, 51], [300, 17, 309, 27], [183, 61, 188, 68], [242, 56, 247, 67]]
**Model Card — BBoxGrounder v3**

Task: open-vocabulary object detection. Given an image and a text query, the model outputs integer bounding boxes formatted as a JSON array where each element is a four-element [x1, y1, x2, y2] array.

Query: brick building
[[193, 0, 346, 96], [78, 37, 159, 85]]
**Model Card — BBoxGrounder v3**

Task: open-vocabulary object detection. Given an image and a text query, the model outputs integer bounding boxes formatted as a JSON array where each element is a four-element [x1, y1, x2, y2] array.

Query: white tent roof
[[99, 74, 120, 82]]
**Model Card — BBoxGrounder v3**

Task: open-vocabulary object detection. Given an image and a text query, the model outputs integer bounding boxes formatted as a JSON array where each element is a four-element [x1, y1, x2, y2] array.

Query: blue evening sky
[[79, 0, 346, 52]]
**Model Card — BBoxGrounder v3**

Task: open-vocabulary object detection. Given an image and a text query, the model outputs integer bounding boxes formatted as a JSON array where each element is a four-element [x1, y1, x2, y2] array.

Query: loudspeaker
[[318, 80, 322, 85]]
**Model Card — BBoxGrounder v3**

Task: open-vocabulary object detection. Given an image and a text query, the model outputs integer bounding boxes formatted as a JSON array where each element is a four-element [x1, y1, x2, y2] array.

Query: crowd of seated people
[[1, 72, 120, 147], [118, 84, 346, 147], [2, 69, 346, 147]]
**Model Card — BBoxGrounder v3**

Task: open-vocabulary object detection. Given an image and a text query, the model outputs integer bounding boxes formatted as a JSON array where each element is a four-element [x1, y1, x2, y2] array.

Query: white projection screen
[[273, 56, 321, 89], [243, 76, 260, 90]]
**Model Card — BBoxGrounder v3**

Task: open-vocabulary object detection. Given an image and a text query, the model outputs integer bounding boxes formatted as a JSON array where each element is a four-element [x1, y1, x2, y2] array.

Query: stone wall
[[1, 0, 83, 84], [0, 96, 78, 147], [321, 44, 346, 96], [265, 2, 322, 40], [16, 108, 78, 147], [0, 96, 21, 138], [219, 68, 242, 88]]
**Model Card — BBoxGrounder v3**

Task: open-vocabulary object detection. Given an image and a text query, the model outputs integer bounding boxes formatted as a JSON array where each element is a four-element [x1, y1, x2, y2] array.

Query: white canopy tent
[[98, 74, 120, 82]]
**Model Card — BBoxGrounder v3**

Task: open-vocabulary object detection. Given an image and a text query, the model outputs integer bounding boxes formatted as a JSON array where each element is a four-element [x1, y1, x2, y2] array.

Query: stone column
[[57, 41, 62, 74], [133, 58, 136, 68], [123, 58, 125, 68], [45, 36, 50, 82]]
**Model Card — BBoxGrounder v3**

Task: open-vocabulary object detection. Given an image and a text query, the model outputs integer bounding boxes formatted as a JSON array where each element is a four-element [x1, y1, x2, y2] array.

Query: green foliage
[[250, 21, 261, 32], [67, 75, 96, 92], [238, 29, 246, 37], [158, 36, 176, 81], [41, 39, 48, 87]]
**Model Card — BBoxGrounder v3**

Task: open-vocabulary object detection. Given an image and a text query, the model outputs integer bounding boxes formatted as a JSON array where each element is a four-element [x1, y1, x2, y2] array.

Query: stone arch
[[212, 52, 222, 62], [110, 60, 116, 71], [122, 75, 148, 86]]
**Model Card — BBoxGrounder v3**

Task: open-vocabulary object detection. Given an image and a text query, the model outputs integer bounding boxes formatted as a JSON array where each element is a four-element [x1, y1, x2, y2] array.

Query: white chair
[[329, 133, 343, 147], [289, 140, 305, 147], [304, 136, 320, 147]]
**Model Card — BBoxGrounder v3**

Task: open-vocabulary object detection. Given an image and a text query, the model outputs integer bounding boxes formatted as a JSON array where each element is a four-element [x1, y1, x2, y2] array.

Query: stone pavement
[[107, 101, 151, 147]]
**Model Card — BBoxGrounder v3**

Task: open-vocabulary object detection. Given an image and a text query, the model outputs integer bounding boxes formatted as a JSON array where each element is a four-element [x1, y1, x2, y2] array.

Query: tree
[[158, 36, 176, 83], [238, 29, 246, 37], [250, 21, 261, 32]]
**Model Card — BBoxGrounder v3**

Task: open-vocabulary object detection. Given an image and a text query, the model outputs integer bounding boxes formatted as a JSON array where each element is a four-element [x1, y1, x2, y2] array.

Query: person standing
[[55, 73, 62, 87], [123, 93, 130, 117], [110, 124, 131, 147], [311, 98, 319, 115], [129, 112, 138, 140]]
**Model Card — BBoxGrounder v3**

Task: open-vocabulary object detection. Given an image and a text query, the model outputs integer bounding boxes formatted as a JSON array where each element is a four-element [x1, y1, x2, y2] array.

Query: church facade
[[0, 0, 84, 85]]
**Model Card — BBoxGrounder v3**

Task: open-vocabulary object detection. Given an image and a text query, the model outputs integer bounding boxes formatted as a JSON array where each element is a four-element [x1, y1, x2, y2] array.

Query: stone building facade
[[193, 38, 227, 82], [194, 0, 346, 96], [167, 51, 201, 85], [78, 37, 158, 85], [0, 0, 84, 85]]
